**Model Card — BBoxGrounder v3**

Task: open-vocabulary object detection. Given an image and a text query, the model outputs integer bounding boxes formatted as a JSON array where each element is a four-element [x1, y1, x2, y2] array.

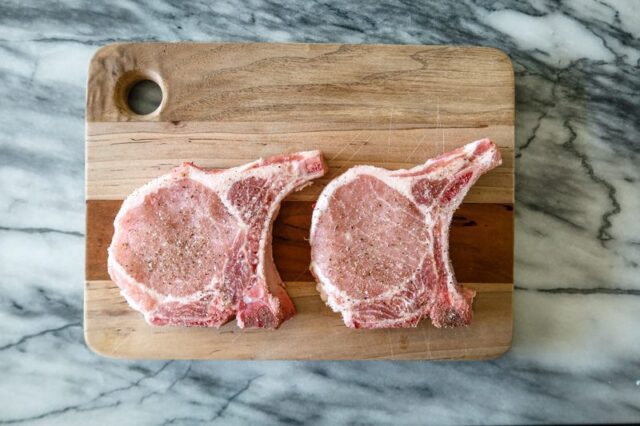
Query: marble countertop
[[1, 0, 639, 424]]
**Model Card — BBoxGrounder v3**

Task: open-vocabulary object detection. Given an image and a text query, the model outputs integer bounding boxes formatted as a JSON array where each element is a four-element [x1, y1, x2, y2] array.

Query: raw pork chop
[[108, 151, 327, 329], [310, 139, 501, 329]]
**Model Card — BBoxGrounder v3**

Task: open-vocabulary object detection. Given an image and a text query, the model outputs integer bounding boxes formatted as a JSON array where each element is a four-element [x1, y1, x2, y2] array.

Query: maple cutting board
[[85, 43, 514, 360]]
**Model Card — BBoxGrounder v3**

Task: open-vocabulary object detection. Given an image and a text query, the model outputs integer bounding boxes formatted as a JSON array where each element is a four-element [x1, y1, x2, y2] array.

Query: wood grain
[[85, 42, 514, 360], [86, 200, 513, 283], [85, 280, 512, 360], [87, 43, 514, 124], [86, 123, 513, 202]]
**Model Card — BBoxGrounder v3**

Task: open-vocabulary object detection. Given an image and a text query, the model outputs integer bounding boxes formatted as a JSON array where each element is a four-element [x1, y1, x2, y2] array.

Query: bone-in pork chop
[[310, 139, 501, 328], [108, 151, 327, 329]]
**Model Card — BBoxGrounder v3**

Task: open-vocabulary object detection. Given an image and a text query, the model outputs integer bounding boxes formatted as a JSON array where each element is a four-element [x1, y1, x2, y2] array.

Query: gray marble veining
[[1, 0, 639, 424]]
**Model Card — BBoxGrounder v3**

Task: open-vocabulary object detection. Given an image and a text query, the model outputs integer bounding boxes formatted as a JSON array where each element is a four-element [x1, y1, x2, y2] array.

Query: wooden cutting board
[[85, 43, 514, 360]]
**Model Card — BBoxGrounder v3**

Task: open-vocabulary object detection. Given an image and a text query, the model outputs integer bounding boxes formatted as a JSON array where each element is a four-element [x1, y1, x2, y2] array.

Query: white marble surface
[[1, 0, 639, 424]]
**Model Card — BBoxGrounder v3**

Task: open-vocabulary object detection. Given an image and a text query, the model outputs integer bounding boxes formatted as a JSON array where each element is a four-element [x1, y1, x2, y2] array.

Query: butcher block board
[[85, 43, 514, 360]]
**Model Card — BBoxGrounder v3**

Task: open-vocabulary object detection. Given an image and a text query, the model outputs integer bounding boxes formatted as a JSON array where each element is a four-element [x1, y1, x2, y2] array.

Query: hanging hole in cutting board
[[126, 79, 163, 115]]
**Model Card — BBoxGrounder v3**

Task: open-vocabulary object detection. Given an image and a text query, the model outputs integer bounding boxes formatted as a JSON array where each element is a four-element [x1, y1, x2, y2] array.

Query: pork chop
[[309, 139, 501, 328], [108, 151, 327, 329]]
